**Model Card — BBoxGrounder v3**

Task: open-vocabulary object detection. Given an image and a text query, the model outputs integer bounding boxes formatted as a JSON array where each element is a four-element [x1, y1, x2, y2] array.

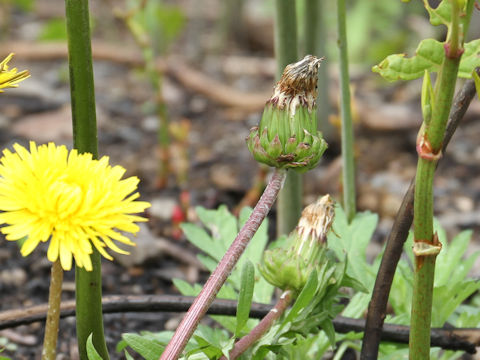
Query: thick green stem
[[409, 2, 463, 358], [65, 0, 109, 359], [274, 0, 301, 235], [336, 0, 356, 223], [41, 260, 64, 360]]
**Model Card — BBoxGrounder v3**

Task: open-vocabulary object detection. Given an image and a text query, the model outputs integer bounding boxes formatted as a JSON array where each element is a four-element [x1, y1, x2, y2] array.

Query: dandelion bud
[[259, 195, 336, 294], [246, 55, 328, 172]]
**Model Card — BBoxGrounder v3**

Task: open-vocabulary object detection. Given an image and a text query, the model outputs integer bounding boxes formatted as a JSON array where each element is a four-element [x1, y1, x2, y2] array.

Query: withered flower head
[[246, 55, 327, 172], [259, 195, 336, 295]]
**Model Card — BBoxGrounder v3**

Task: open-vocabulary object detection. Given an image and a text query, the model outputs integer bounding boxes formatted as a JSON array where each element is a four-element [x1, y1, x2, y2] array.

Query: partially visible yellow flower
[[0, 53, 30, 92], [0, 142, 151, 271]]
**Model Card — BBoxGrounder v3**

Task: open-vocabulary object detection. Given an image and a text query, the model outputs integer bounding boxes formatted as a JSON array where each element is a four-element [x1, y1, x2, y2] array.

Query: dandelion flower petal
[[0, 142, 150, 271]]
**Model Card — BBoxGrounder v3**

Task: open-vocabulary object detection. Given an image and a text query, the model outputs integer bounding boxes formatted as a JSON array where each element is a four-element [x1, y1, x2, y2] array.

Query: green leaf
[[318, 319, 336, 348], [181, 223, 221, 260], [459, 40, 480, 78], [341, 274, 369, 294], [373, 38, 480, 82], [121, 333, 164, 360], [172, 278, 202, 296], [424, 0, 452, 27], [372, 39, 444, 81], [421, 69, 434, 124], [124, 351, 135, 360], [283, 270, 318, 326], [39, 18, 68, 41], [86, 334, 104, 360], [327, 207, 378, 289], [235, 260, 255, 337], [473, 70, 480, 100]]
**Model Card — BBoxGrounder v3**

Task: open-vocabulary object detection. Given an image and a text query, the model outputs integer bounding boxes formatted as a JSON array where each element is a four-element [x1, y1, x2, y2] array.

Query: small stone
[[149, 197, 178, 220], [454, 196, 474, 212], [113, 223, 164, 267], [0, 268, 27, 287]]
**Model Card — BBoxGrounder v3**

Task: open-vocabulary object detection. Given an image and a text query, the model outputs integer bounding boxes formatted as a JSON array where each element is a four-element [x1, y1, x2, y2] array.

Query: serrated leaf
[[122, 333, 164, 360], [372, 38, 444, 81], [86, 334, 103, 360], [235, 260, 255, 337], [374, 38, 480, 82], [181, 223, 220, 260], [424, 0, 452, 27], [459, 40, 480, 78], [328, 207, 378, 289]]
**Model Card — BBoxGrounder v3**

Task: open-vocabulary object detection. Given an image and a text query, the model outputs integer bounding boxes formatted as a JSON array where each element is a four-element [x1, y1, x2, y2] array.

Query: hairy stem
[[41, 260, 63, 360], [220, 291, 292, 360], [160, 169, 286, 360], [274, 0, 301, 235], [336, 0, 356, 223], [65, 0, 108, 359]]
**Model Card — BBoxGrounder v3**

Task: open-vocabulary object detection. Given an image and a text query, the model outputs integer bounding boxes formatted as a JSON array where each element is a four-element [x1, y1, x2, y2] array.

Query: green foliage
[[127, 0, 185, 55], [2, 0, 34, 12], [86, 334, 103, 360], [235, 260, 255, 337], [373, 39, 480, 81], [39, 19, 67, 41], [473, 70, 480, 100], [373, 0, 479, 82], [387, 221, 480, 328], [119, 204, 480, 359], [180, 205, 274, 304]]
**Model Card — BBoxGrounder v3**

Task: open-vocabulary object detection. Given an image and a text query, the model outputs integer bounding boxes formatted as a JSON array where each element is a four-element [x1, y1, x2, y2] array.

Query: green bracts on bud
[[246, 55, 328, 172], [259, 195, 336, 295]]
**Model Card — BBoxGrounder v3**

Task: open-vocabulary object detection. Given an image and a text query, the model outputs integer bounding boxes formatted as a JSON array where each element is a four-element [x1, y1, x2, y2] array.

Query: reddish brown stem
[[221, 290, 292, 360], [160, 168, 287, 360]]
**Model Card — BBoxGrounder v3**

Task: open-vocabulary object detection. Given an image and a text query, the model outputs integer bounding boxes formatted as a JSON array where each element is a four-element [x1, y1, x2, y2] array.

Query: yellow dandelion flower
[[0, 142, 151, 271], [0, 53, 30, 92]]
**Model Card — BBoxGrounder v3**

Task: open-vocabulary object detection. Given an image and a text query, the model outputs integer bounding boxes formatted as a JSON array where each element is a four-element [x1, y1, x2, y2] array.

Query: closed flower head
[[0, 142, 151, 271], [246, 55, 327, 171], [0, 53, 30, 92]]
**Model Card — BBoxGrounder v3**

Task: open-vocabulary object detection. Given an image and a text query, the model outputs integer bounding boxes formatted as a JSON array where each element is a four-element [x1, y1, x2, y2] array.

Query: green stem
[[65, 0, 109, 359], [409, 3, 464, 358], [336, 0, 356, 223], [274, 0, 301, 235], [41, 260, 64, 360], [302, 0, 333, 140]]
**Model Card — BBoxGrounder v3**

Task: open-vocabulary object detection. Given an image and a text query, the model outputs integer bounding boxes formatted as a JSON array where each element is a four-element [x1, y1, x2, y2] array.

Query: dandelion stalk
[[64, 0, 107, 358], [160, 168, 286, 360], [274, 0, 301, 235], [41, 260, 63, 360], [409, 2, 473, 358], [336, 0, 356, 223]]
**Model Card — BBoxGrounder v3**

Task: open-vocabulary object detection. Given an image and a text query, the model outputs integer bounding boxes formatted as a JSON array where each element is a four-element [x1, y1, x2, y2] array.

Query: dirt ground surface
[[1, 0, 480, 359]]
